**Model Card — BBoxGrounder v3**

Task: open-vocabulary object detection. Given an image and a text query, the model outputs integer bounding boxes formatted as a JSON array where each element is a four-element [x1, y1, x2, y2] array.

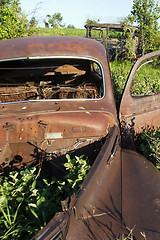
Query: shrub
[[0, 155, 90, 239], [136, 126, 160, 169]]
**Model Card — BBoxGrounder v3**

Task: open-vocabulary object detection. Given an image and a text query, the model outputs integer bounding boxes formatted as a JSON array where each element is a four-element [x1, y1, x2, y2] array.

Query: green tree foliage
[[86, 18, 100, 24], [123, 0, 160, 55], [67, 24, 75, 29], [29, 16, 38, 27], [0, 0, 27, 39], [28, 16, 39, 36], [0, 0, 39, 39], [44, 12, 64, 28]]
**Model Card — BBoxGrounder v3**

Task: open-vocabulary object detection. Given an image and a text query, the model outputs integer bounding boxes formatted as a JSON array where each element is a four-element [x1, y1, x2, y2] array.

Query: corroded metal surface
[[120, 50, 160, 122], [0, 36, 108, 62], [32, 126, 122, 240], [0, 36, 159, 239], [122, 149, 160, 240], [0, 36, 117, 167], [85, 23, 139, 60], [33, 146, 160, 240], [84, 23, 138, 30], [0, 111, 115, 168]]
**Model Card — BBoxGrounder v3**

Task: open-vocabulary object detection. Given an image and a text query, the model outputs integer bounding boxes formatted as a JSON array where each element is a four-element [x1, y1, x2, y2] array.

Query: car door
[[120, 50, 160, 147], [120, 50, 160, 239]]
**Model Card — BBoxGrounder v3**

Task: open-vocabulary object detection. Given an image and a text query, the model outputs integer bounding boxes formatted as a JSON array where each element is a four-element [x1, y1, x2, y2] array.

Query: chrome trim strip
[[0, 57, 28, 62]]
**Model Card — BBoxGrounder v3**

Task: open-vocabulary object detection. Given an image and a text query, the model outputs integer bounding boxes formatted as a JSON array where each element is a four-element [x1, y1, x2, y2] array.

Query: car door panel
[[120, 50, 160, 136], [122, 149, 160, 240]]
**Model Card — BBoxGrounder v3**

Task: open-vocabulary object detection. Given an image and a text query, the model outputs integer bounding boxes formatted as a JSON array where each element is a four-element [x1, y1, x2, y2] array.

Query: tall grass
[[109, 60, 134, 106], [38, 27, 86, 37]]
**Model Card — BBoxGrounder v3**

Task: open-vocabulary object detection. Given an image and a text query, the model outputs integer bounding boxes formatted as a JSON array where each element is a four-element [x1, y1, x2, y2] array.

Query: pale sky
[[19, 0, 135, 28]]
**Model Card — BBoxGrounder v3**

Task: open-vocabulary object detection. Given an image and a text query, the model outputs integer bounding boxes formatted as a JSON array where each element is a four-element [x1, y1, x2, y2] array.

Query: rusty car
[[85, 23, 139, 59], [0, 36, 159, 239]]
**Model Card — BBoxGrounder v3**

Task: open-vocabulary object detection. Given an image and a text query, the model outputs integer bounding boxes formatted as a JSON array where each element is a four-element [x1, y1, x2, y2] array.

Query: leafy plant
[[136, 126, 160, 169], [124, 26, 137, 59], [0, 0, 39, 40], [122, 0, 160, 55], [44, 12, 64, 28], [63, 154, 90, 196], [0, 154, 90, 239], [131, 59, 160, 95], [110, 60, 134, 106], [85, 18, 100, 25]]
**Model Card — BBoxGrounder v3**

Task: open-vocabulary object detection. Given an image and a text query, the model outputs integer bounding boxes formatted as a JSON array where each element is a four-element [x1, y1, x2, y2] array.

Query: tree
[[29, 16, 38, 27], [45, 12, 64, 28], [0, 0, 39, 39], [0, 0, 26, 39], [67, 24, 75, 29], [86, 18, 100, 25], [28, 16, 39, 36], [0, 0, 11, 5], [122, 0, 160, 55]]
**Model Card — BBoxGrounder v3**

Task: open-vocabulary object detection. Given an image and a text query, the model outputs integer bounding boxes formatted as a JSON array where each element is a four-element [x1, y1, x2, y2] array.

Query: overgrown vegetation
[[110, 58, 160, 98], [122, 0, 160, 55], [110, 60, 134, 105], [131, 59, 160, 95], [0, 0, 159, 58], [38, 27, 85, 37], [44, 12, 64, 28], [0, 0, 39, 39], [0, 154, 90, 239], [136, 126, 160, 169]]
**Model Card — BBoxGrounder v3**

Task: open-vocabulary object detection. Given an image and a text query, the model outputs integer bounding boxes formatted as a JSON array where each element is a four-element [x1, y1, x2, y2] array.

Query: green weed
[[0, 155, 90, 239], [136, 126, 160, 169]]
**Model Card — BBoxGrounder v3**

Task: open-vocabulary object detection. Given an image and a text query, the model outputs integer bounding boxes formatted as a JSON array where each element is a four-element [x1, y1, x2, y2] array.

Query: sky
[[19, 0, 136, 28]]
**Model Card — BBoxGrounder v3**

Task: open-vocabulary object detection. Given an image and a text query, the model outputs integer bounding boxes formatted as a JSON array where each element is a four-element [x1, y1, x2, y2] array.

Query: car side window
[[130, 57, 160, 96]]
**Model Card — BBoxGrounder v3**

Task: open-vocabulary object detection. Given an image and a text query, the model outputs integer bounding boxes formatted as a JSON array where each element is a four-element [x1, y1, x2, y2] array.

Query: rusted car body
[[0, 36, 159, 239], [85, 23, 139, 59]]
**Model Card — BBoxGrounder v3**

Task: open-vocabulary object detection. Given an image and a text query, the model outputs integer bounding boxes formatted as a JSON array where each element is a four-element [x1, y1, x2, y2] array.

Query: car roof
[[0, 36, 107, 63], [84, 23, 138, 31]]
